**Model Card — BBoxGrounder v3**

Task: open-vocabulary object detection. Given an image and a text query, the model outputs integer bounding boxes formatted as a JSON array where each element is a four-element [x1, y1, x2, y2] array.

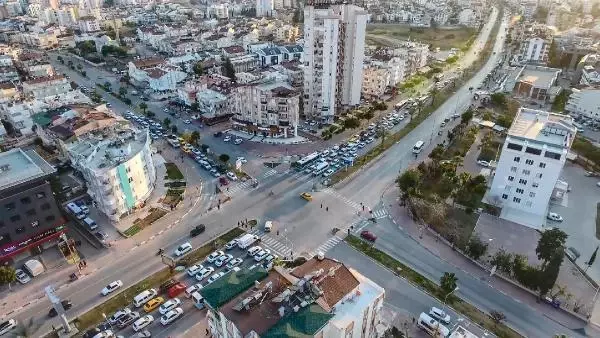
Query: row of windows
[[0, 214, 56, 230], [5, 192, 47, 211], [0, 203, 52, 224], [509, 167, 544, 178], [508, 143, 562, 161], [513, 156, 547, 168], [501, 194, 534, 206]]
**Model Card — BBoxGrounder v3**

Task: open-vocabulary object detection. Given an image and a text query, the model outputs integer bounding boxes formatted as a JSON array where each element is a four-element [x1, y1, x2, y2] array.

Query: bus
[[312, 161, 329, 176], [296, 152, 320, 167], [417, 312, 449, 337], [413, 140, 424, 154]]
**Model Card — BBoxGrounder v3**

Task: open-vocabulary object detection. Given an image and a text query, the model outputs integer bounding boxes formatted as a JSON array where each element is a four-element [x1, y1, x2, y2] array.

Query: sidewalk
[[381, 187, 592, 332]]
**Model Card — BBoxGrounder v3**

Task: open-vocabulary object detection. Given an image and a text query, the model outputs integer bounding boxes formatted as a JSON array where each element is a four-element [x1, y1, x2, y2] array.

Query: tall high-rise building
[[303, 1, 367, 124], [256, 0, 273, 17]]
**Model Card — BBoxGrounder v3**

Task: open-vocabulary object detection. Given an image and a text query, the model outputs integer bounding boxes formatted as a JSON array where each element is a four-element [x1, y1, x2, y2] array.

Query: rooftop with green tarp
[[200, 266, 269, 309], [263, 304, 334, 338]]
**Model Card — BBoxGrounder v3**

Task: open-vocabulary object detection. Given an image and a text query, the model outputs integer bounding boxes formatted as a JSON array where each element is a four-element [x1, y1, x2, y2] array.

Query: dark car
[[213, 131, 223, 137], [360, 230, 377, 242], [190, 224, 206, 237], [117, 312, 140, 329], [48, 300, 72, 317], [219, 177, 229, 186]]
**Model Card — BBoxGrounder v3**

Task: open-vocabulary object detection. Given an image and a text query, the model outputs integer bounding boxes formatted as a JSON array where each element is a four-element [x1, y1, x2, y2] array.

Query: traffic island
[[345, 235, 521, 338]]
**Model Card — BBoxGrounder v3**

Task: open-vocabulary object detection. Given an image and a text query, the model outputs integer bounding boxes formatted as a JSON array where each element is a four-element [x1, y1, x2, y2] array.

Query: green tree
[[551, 89, 571, 113], [118, 87, 127, 97], [163, 117, 171, 128], [190, 131, 200, 145], [429, 144, 445, 161], [490, 248, 513, 274], [222, 58, 236, 82], [190, 102, 199, 111], [440, 272, 458, 295], [489, 310, 506, 325], [343, 117, 360, 129], [0, 266, 16, 285], [536, 228, 567, 265], [466, 235, 488, 260], [490, 93, 507, 107], [104, 81, 112, 90], [81, 70, 87, 77], [139, 102, 148, 115], [171, 125, 178, 134], [461, 109, 473, 125], [219, 153, 230, 163], [193, 62, 204, 76], [396, 169, 420, 201], [538, 252, 563, 296]]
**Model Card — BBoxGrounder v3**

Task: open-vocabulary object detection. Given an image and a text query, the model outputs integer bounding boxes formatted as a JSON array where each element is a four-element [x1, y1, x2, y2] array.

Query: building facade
[[0, 148, 67, 263], [256, 0, 274, 17], [22, 75, 71, 99], [565, 88, 600, 120], [303, 2, 367, 123], [488, 108, 576, 229], [518, 37, 551, 64]]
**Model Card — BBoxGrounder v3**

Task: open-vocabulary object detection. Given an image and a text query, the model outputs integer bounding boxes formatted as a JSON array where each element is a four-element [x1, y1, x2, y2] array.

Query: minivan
[[133, 289, 158, 308], [83, 217, 98, 231]]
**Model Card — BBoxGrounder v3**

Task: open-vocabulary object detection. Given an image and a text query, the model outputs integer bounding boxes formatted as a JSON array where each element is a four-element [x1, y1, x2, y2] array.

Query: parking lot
[[83, 233, 275, 337]]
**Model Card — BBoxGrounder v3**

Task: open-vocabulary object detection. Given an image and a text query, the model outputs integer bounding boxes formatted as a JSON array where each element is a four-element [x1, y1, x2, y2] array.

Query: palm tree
[[139, 102, 148, 115], [163, 117, 171, 128], [11, 317, 42, 337], [190, 131, 200, 145]]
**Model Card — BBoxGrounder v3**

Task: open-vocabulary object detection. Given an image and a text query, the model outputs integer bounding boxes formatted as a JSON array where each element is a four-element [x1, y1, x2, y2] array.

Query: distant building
[[22, 75, 71, 99], [202, 256, 385, 338], [78, 16, 101, 33], [565, 88, 600, 120], [575, 54, 600, 86], [518, 37, 551, 64], [362, 65, 390, 99], [0, 148, 67, 262], [65, 124, 156, 223], [505, 65, 561, 102], [256, 0, 274, 17], [488, 108, 576, 229]]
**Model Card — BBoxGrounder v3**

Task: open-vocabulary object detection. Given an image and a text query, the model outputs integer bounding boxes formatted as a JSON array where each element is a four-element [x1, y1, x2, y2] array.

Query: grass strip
[[164, 162, 184, 180], [330, 8, 503, 185], [74, 227, 245, 331], [596, 203, 600, 240], [345, 235, 521, 338]]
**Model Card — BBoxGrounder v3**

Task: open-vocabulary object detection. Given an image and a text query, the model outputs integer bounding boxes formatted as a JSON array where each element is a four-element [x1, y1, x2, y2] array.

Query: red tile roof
[[132, 58, 164, 69]]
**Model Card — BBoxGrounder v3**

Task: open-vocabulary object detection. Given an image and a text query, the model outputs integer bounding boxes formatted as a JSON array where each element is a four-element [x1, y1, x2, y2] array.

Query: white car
[[195, 267, 215, 281], [0, 319, 17, 336], [185, 283, 203, 298], [183, 119, 191, 124], [234, 138, 243, 145], [223, 136, 231, 142], [547, 212, 563, 222], [132, 315, 154, 332], [215, 254, 233, 267], [476, 160, 490, 167], [101, 280, 123, 296], [159, 298, 181, 315], [206, 271, 226, 285], [429, 307, 451, 324], [254, 249, 271, 262], [160, 307, 183, 326], [207, 250, 225, 263], [174, 242, 193, 257], [15, 269, 31, 284], [224, 239, 238, 250], [186, 264, 204, 277], [237, 157, 248, 163], [108, 308, 131, 325], [226, 172, 237, 181], [322, 169, 335, 177], [226, 258, 244, 270]]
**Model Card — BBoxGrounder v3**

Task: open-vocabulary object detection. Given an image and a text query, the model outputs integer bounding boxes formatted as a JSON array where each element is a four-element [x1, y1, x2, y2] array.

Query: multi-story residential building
[[0, 148, 67, 262], [255, 45, 304, 67], [196, 89, 230, 119], [26, 64, 55, 78], [202, 256, 385, 338], [518, 37, 551, 64], [362, 65, 390, 99], [575, 54, 600, 86], [488, 108, 576, 229], [22, 75, 71, 99], [303, 2, 368, 124], [128, 58, 187, 91], [78, 16, 101, 33], [65, 124, 156, 223], [229, 55, 259, 73], [230, 80, 299, 138], [0, 66, 19, 82], [565, 88, 600, 120], [0, 103, 35, 136], [256, 0, 274, 17]]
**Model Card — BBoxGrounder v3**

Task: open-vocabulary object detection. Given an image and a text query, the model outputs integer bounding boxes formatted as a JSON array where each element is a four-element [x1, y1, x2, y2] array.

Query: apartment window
[[529, 192, 536, 198], [519, 179, 527, 185], [508, 143, 523, 151], [522, 169, 531, 175], [510, 166, 517, 173], [20, 197, 31, 205], [525, 159, 534, 165], [536, 173, 543, 179], [5, 202, 15, 211], [10, 215, 21, 222], [508, 176, 514, 181], [513, 197, 521, 203], [36, 192, 46, 199], [45, 215, 55, 222], [40, 203, 51, 211], [539, 162, 546, 168], [502, 194, 508, 199], [15, 227, 25, 234], [544, 151, 561, 160], [516, 188, 524, 194], [25, 209, 36, 216], [525, 147, 542, 155], [532, 182, 539, 188], [128, 177, 133, 183], [513, 156, 520, 162]]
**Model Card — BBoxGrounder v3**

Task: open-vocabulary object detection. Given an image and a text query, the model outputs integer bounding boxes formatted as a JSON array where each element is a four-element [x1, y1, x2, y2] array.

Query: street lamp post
[[436, 287, 459, 334]]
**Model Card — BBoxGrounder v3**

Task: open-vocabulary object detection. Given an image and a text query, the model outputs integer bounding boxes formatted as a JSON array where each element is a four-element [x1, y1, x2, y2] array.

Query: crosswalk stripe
[[321, 188, 361, 210]]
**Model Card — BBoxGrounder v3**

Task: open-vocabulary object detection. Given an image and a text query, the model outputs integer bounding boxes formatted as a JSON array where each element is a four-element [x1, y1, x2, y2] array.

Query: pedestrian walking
[[326, 206, 329, 211], [320, 203, 323, 208], [206, 329, 209, 336]]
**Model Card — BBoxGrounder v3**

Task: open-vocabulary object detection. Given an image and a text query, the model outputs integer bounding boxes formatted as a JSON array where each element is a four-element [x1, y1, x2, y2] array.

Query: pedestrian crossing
[[224, 169, 278, 196], [321, 188, 362, 210], [372, 209, 388, 219], [312, 236, 344, 256], [248, 229, 293, 258]]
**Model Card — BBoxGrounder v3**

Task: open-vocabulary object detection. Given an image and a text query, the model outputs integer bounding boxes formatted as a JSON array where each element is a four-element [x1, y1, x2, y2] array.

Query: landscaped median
[[345, 235, 521, 338], [73, 227, 244, 332], [329, 7, 503, 186]]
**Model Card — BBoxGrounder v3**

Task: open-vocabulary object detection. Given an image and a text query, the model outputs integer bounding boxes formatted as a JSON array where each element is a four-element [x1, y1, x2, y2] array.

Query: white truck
[[24, 259, 44, 277], [237, 234, 259, 249]]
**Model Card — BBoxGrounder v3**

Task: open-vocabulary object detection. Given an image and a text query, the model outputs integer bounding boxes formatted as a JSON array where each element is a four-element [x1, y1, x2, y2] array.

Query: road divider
[[345, 235, 522, 338]]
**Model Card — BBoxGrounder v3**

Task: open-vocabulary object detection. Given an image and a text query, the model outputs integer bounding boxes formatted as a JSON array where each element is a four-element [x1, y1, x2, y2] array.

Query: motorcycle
[[69, 273, 78, 282], [156, 248, 164, 256]]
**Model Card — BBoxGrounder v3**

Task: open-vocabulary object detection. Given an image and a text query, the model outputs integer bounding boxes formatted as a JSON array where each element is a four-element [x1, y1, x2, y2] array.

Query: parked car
[[207, 250, 225, 263], [223, 136, 231, 142], [234, 138, 243, 145], [226, 258, 244, 270], [0, 319, 17, 336], [429, 307, 451, 324], [160, 307, 183, 326], [206, 271, 226, 284], [173, 242, 193, 257], [226, 172, 238, 181], [360, 230, 377, 242], [547, 212, 563, 222], [132, 315, 154, 332], [224, 239, 238, 250], [143, 297, 164, 313], [108, 308, 131, 325], [116, 312, 140, 329], [187, 264, 204, 277], [101, 280, 123, 296], [215, 254, 233, 267], [15, 269, 31, 284], [195, 267, 215, 281]]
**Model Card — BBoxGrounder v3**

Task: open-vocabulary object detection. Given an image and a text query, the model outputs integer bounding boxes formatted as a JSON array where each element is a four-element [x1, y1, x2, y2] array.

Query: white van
[[83, 217, 98, 231], [264, 221, 273, 232], [67, 202, 86, 220], [247, 246, 262, 257], [412, 140, 425, 154], [417, 312, 449, 337], [133, 289, 157, 308], [192, 292, 205, 309]]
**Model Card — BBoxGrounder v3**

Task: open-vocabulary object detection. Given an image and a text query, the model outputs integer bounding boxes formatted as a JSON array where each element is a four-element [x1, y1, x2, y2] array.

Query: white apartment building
[[303, 3, 367, 124], [230, 81, 300, 138], [22, 75, 71, 99], [66, 125, 156, 222], [518, 37, 551, 64], [488, 108, 576, 229], [565, 88, 600, 120], [0, 103, 35, 136], [203, 257, 385, 338], [362, 65, 390, 99], [256, 0, 274, 17]]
